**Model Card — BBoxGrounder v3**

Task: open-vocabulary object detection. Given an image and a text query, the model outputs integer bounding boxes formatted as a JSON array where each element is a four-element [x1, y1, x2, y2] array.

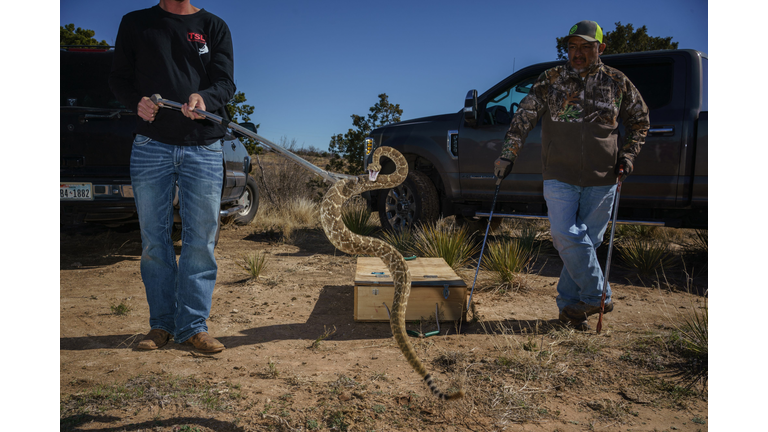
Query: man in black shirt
[[109, 0, 236, 353]]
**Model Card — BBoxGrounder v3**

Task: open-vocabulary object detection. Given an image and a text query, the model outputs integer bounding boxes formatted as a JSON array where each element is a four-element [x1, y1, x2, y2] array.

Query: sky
[[58, 0, 709, 151]]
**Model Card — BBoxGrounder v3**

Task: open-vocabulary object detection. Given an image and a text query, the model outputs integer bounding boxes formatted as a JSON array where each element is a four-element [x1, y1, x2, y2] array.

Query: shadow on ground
[[60, 283, 564, 351], [61, 414, 245, 432]]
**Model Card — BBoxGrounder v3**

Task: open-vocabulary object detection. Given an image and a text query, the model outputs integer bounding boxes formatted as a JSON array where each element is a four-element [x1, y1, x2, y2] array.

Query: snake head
[[368, 162, 381, 182]]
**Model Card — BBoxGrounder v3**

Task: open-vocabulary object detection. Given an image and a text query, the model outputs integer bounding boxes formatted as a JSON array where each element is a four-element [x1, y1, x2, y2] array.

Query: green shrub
[[240, 251, 269, 280], [674, 297, 708, 391], [110, 302, 131, 316], [692, 229, 708, 252], [379, 226, 417, 256], [616, 238, 677, 278], [615, 224, 660, 240], [341, 199, 378, 237], [482, 238, 534, 290], [413, 220, 479, 269]]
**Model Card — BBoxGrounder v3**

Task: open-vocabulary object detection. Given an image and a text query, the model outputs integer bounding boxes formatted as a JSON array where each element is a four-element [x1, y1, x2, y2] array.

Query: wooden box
[[353, 257, 467, 322]]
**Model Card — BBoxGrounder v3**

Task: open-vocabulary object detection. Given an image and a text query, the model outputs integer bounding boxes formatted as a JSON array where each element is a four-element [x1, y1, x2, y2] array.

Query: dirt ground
[[60, 221, 708, 431]]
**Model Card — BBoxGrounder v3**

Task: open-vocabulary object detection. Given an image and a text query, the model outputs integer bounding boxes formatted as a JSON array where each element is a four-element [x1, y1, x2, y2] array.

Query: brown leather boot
[[137, 329, 171, 350], [186, 332, 225, 353]]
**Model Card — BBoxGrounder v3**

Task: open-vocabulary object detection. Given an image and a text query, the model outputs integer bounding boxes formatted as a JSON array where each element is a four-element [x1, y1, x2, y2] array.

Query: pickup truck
[[364, 49, 707, 230], [60, 46, 259, 232]]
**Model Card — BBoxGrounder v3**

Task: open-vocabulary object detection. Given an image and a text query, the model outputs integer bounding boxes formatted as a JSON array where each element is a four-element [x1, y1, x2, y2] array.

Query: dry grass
[[248, 196, 321, 245], [309, 325, 337, 350], [61, 374, 244, 431], [251, 151, 329, 210]]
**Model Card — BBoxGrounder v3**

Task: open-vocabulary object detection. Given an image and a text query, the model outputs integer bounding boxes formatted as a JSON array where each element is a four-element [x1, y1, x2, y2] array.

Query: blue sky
[[60, 0, 708, 151]]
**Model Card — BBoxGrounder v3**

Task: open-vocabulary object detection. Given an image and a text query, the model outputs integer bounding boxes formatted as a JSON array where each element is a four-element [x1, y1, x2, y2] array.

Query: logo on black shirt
[[187, 32, 208, 55]]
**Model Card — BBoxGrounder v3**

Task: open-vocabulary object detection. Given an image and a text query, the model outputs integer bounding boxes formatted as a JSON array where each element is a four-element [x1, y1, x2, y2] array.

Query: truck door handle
[[649, 126, 674, 134]]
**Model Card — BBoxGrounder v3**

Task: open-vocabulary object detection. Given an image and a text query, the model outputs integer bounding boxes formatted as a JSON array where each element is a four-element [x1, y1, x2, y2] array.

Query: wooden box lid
[[354, 257, 466, 287]]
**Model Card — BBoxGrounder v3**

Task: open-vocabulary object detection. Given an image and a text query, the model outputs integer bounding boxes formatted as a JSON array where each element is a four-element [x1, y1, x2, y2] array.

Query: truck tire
[[378, 170, 439, 230], [230, 176, 259, 225]]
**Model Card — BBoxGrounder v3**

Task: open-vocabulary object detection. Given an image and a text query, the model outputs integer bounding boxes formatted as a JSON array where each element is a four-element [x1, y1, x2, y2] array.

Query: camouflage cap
[[565, 20, 604, 44]]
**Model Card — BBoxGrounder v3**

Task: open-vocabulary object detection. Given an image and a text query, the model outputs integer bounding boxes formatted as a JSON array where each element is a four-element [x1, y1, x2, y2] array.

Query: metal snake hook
[[466, 178, 503, 315]]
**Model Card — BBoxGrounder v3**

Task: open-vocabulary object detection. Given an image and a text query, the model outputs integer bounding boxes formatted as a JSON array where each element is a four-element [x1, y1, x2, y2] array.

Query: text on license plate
[[60, 183, 93, 200]]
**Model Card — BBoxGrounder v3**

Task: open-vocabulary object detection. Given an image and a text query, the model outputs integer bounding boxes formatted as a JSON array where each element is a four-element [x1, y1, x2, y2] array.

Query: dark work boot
[[558, 310, 591, 332], [562, 301, 614, 322]]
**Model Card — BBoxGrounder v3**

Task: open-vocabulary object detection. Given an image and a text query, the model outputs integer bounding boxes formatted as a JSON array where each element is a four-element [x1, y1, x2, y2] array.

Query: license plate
[[60, 183, 93, 201]]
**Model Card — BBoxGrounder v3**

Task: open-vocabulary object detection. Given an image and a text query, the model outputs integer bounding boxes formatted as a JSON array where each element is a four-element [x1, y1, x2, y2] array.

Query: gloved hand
[[494, 157, 513, 181], [615, 158, 633, 180]]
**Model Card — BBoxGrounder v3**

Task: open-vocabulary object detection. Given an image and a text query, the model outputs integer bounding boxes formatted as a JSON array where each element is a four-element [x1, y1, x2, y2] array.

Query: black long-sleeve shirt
[[109, 5, 236, 145]]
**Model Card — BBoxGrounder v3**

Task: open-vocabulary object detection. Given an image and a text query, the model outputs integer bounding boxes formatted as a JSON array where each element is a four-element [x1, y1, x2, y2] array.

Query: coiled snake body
[[320, 146, 464, 401]]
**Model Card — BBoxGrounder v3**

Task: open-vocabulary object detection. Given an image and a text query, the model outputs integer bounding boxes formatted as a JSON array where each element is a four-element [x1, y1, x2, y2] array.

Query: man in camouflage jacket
[[493, 20, 650, 330]]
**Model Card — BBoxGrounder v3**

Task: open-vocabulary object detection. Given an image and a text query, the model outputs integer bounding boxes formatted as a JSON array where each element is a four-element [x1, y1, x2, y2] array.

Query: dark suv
[[60, 46, 259, 229]]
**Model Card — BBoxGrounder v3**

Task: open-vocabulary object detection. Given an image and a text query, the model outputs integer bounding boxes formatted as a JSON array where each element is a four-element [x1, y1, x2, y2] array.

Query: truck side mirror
[[233, 121, 258, 138], [239, 122, 258, 134], [464, 90, 478, 127]]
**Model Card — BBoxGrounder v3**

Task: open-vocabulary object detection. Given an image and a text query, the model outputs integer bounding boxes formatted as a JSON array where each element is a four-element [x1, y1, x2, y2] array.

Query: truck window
[[612, 61, 674, 110], [61, 52, 125, 109], [483, 75, 537, 126]]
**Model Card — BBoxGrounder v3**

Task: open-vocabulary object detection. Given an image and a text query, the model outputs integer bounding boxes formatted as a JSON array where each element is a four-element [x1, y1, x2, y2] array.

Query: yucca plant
[[673, 296, 708, 391], [516, 223, 539, 251], [615, 224, 659, 240], [379, 227, 417, 257], [482, 238, 534, 291], [616, 238, 677, 278], [681, 228, 708, 272], [691, 229, 708, 253], [413, 220, 479, 269], [239, 251, 269, 280], [341, 200, 378, 236]]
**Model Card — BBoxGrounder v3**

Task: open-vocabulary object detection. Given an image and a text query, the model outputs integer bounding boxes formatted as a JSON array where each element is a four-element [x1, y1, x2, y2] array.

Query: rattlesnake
[[319, 146, 464, 401]]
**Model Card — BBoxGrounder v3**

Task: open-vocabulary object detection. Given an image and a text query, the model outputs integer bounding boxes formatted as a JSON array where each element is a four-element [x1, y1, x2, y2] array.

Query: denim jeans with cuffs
[[130, 134, 223, 343], [543, 179, 616, 312]]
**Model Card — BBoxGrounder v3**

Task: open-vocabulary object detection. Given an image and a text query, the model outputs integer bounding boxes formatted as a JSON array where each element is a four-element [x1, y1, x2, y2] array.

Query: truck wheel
[[378, 170, 439, 231], [231, 176, 259, 225]]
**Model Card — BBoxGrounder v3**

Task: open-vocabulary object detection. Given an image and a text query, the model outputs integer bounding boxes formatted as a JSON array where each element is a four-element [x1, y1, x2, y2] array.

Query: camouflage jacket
[[501, 59, 650, 187]]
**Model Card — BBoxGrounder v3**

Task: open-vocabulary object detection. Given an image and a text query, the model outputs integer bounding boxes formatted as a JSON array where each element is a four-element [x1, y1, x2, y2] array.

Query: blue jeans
[[543, 179, 617, 312], [130, 135, 223, 343]]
